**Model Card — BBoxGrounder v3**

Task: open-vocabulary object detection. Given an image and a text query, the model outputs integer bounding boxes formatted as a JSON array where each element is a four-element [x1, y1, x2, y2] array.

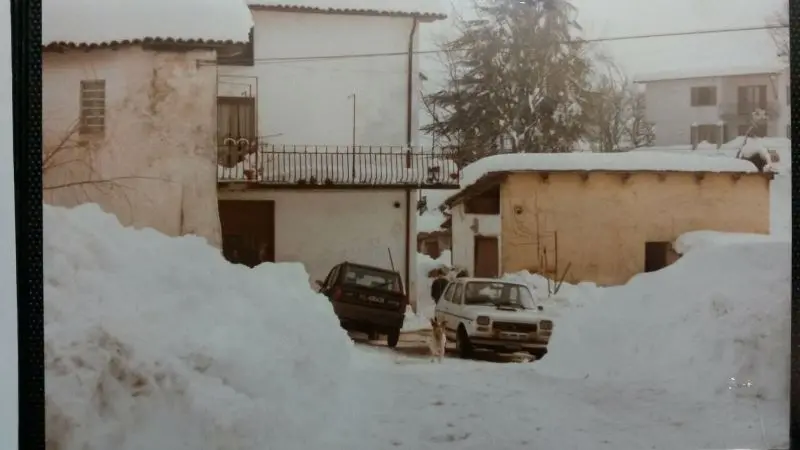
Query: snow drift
[[44, 204, 354, 450], [536, 239, 790, 405]]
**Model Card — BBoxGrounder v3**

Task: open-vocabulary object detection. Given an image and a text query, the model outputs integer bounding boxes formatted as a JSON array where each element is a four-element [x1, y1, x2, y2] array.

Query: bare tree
[[422, 0, 595, 165], [625, 89, 655, 148], [584, 60, 655, 151], [768, 1, 789, 63]]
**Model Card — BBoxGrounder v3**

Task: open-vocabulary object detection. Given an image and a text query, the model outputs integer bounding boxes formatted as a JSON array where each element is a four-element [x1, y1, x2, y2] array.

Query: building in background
[[635, 65, 790, 147]]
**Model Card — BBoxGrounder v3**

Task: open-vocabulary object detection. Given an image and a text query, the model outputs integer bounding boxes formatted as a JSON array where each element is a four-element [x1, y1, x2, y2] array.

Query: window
[[441, 283, 455, 303], [737, 85, 768, 114], [690, 86, 717, 106], [341, 265, 402, 293], [464, 186, 500, 214], [79, 80, 106, 136], [218, 27, 254, 66], [462, 281, 536, 309], [451, 283, 464, 305], [693, 124, 720, 145]]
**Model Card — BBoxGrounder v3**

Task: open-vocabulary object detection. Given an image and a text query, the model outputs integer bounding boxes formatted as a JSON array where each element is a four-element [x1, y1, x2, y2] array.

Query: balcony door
[[737, 85, 767, 115], [218, 96, 256, 167]]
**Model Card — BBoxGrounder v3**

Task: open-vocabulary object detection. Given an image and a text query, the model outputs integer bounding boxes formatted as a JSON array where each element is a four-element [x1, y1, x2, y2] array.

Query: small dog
[[428, 318, 447, 363]]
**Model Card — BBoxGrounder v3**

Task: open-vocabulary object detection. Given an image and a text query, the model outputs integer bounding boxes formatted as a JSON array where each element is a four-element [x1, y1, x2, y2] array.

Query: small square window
[[79, 80, 106, 136]]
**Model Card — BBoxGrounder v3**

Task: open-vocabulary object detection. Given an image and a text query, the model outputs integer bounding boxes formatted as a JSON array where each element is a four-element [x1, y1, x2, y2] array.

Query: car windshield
[[463, 281, 536, 309], [341, 266, 402, 293]]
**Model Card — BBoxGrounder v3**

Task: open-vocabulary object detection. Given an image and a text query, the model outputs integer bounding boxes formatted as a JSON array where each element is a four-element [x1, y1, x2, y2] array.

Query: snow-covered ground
[[45, 195, 790, 449]]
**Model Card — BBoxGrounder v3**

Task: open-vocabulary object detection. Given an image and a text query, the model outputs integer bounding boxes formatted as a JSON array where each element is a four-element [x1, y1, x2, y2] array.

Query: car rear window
[[341, 266, 402, 293]]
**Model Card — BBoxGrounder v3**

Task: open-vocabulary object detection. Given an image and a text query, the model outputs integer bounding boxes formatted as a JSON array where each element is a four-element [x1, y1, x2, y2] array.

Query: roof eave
[[248, 4, 447, 21], [42, 37, 247, 52]]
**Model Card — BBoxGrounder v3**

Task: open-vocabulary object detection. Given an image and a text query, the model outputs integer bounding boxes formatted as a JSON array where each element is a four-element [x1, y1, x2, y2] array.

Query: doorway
[[473, 236, 499, 278], [219, 200, 275, 268], [644, 241, 671, 273]]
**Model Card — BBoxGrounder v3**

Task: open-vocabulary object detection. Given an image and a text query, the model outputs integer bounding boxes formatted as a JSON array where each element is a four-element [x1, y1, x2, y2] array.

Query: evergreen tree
[[423, 0, 594, 165]]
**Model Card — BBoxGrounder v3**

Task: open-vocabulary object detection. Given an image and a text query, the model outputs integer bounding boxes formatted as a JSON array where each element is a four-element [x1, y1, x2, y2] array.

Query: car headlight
[[476, 316, 491, 326]]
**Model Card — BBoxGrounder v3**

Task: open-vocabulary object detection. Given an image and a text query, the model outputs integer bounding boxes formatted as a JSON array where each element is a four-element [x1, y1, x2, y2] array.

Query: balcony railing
[[217, 144, 461, 188], [718, 101, 781, 120]]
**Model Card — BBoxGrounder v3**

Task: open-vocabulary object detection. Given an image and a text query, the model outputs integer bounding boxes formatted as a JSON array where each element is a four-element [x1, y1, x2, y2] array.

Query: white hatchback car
[[434, 277, 554, 360]]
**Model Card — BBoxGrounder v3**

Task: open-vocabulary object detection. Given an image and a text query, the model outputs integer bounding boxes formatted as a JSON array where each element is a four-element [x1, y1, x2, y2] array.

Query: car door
[[435, 283, 454, 324], [447, 282, 465, 331]]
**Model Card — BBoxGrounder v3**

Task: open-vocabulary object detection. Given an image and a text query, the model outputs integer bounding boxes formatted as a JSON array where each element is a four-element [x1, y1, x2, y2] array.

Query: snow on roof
[[455, 152, 759, 194], [634, 64, 787, 83], [43, 0, 254, 48], [247, 0, 447, 19]]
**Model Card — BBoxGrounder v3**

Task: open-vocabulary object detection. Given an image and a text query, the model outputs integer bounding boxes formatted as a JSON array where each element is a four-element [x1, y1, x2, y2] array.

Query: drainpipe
[[404, 18, 418, 307]]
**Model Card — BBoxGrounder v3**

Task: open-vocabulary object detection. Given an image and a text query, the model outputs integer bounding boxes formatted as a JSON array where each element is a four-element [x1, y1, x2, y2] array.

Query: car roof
[[341, 261, 399, 274], [456, 277, 528, 287]]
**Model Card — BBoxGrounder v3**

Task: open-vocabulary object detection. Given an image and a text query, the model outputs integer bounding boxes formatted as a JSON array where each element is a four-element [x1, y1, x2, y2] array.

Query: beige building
[[445, 153, 772, 286], [42, 0, 253, 246]]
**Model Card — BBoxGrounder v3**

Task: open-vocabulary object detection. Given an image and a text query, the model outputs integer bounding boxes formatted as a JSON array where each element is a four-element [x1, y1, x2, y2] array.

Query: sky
[[419, 0, 786, 82]]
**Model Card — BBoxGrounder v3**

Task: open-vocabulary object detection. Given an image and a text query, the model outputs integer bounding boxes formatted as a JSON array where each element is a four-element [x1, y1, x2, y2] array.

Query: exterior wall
[[43, 46, 222, 246], [644, 73, 783, 146], [218, 10, 421, 146], [217, 189, 419, 304], [500, 171, 771, 285], [777, 67, 791, 138], [450, 203, 501, 276]]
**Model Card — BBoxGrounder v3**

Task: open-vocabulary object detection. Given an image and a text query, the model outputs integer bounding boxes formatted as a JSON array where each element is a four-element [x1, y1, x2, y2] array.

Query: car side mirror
[[537, 305, 544, 311]]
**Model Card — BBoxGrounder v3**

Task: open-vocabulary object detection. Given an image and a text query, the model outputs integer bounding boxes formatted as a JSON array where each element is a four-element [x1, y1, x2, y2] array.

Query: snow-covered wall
[[644, 72, 786, 147], [43, 47, 222, 247], [218, 10, 422, 146], [218, 189, 420, 304], [450, 203, 501, 276]]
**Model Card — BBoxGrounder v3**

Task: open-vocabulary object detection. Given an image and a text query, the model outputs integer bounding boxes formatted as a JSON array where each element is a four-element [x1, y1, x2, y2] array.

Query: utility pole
[[348, 93, 357, 179]]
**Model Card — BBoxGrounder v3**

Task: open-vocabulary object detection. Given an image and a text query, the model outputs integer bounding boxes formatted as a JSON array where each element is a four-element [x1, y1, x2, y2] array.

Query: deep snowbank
[[674, 230, 782, 255], [44, 204, 354, 450], [536, 240, 790, 404]]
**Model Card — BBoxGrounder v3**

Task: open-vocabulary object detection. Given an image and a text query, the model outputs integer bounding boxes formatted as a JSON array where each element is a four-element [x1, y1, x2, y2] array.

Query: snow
[[417, 189, 457, 233], [44, 203, 354, 450], [43, 0, 254, 46], [674, 230, 783, 255], [46, 201, 791, 449], [0, 0, 16, 446], [458, 151, 758, 190], [634, 64, 786, 83], [248, 0, 447, 16], [533, 239, 790, 447]]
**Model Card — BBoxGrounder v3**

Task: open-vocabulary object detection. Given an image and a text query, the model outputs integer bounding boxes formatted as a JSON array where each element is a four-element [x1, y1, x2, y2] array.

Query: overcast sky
[[420, 0, 785, 80]]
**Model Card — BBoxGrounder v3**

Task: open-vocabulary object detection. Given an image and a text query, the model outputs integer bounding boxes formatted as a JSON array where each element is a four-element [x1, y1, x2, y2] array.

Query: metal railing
[[217, 144, 461, 187], [718, 101, 781, 120]]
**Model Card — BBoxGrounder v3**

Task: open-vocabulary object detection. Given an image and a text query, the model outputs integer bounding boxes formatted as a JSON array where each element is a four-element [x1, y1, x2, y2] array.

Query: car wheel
[[386, 328, 400, 348], [456, 327, 473, 359]]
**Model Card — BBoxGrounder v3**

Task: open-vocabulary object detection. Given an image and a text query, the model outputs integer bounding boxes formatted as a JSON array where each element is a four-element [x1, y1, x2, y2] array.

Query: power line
[[236, 24, 787, 65]]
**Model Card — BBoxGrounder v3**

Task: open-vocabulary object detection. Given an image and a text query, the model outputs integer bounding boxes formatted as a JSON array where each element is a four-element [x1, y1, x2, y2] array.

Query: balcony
[[216, 143, 461, 189], [718, 101, 782, 121]]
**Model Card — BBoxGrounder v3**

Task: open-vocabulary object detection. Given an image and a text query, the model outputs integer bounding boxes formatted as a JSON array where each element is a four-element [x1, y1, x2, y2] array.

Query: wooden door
[[473, 236, 499, 278], [219, 200, 275, 268], [644, 241, 670, 273]]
